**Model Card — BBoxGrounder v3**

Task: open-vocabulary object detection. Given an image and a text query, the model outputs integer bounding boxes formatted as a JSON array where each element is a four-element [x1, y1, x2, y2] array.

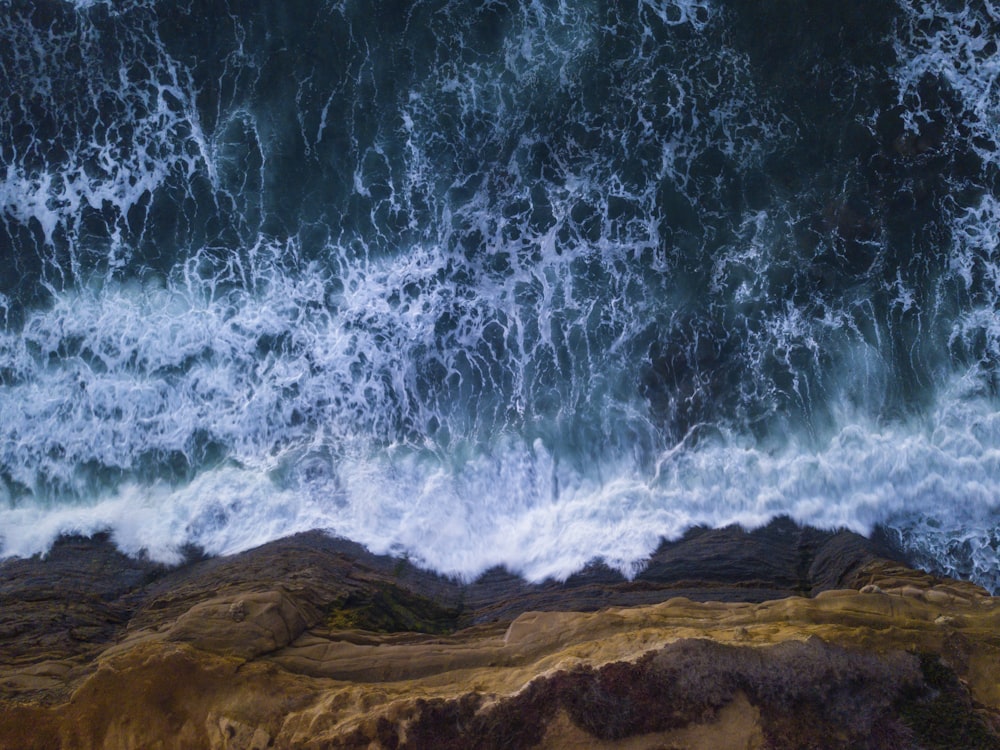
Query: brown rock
[[2, 519, 999, 748]]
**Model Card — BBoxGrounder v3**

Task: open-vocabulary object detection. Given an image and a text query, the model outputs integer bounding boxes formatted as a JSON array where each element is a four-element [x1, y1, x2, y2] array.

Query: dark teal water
[[2, 0, 999, 587]]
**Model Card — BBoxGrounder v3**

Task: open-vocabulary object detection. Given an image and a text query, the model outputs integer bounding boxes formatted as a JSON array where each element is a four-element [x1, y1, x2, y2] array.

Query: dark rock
[[0, 516, 908, 704], [0, 533, 168, 697]]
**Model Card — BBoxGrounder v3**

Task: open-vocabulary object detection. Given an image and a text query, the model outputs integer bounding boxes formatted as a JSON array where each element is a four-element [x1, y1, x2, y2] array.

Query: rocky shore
[[2, 518, 999, 749]]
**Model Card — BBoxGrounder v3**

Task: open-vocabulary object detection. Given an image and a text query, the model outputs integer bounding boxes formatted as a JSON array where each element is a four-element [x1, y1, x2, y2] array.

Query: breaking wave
[[2, 0, 1000, 589]]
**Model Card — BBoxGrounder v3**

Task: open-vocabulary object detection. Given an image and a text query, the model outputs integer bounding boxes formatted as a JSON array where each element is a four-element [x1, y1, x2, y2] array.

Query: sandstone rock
[[227, 600, 247, 622], [1, 519, 999, 748], [167, 591, 311, 659], [208, 714, 273, 750]]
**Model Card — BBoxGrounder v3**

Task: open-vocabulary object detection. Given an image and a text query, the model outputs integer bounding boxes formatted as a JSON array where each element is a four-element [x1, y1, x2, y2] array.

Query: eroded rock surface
[[1, 519, 998, 749]]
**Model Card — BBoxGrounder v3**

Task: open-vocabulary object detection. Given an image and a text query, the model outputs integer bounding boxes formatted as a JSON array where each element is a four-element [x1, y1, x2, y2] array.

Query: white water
[[2, 0, 1000, 592], [4, 375, 1000, 585]]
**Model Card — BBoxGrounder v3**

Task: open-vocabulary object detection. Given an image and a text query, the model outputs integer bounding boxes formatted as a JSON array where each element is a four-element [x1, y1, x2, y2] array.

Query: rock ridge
[[1, 518, 997, 748]]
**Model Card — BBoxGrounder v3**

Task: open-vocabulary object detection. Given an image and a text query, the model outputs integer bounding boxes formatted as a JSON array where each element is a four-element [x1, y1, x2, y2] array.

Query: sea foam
[[2, 0, 1000, 592]]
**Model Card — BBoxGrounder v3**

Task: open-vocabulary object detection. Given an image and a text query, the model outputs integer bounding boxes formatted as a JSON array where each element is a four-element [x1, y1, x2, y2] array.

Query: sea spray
[[2, 0, 1000, 590]]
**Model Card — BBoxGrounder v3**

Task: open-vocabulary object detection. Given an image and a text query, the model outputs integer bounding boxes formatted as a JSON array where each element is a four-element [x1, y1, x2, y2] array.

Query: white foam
[[894, 0, 1000, 165], [4, 378, 1000, 587], [639, 0, 715, 32], [0, 467, 327, 565], [4, 0, 1000, 595], [0, 0, 211, 269]]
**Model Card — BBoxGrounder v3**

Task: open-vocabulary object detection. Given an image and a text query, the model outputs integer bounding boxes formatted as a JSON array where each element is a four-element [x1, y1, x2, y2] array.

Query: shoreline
[[4, 518, 1000, 747], [0, 515, 912, 644]]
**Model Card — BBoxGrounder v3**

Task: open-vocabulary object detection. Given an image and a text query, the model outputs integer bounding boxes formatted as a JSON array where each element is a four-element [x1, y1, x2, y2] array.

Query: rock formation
[[2, 518, 998, 749]]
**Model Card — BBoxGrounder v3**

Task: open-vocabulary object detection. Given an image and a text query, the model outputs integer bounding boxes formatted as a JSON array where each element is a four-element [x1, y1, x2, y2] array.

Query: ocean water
[[2, 0, 1000, 588]]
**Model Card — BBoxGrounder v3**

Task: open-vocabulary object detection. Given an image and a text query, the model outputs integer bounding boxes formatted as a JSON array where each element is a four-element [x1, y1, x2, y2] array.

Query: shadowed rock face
[[1, 519, 999, 749], [368, 639, 996, 750]]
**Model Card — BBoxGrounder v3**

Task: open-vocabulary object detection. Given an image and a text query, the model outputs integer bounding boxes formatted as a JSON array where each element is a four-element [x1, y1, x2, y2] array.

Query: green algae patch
[[324, 584, 463, 634]]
